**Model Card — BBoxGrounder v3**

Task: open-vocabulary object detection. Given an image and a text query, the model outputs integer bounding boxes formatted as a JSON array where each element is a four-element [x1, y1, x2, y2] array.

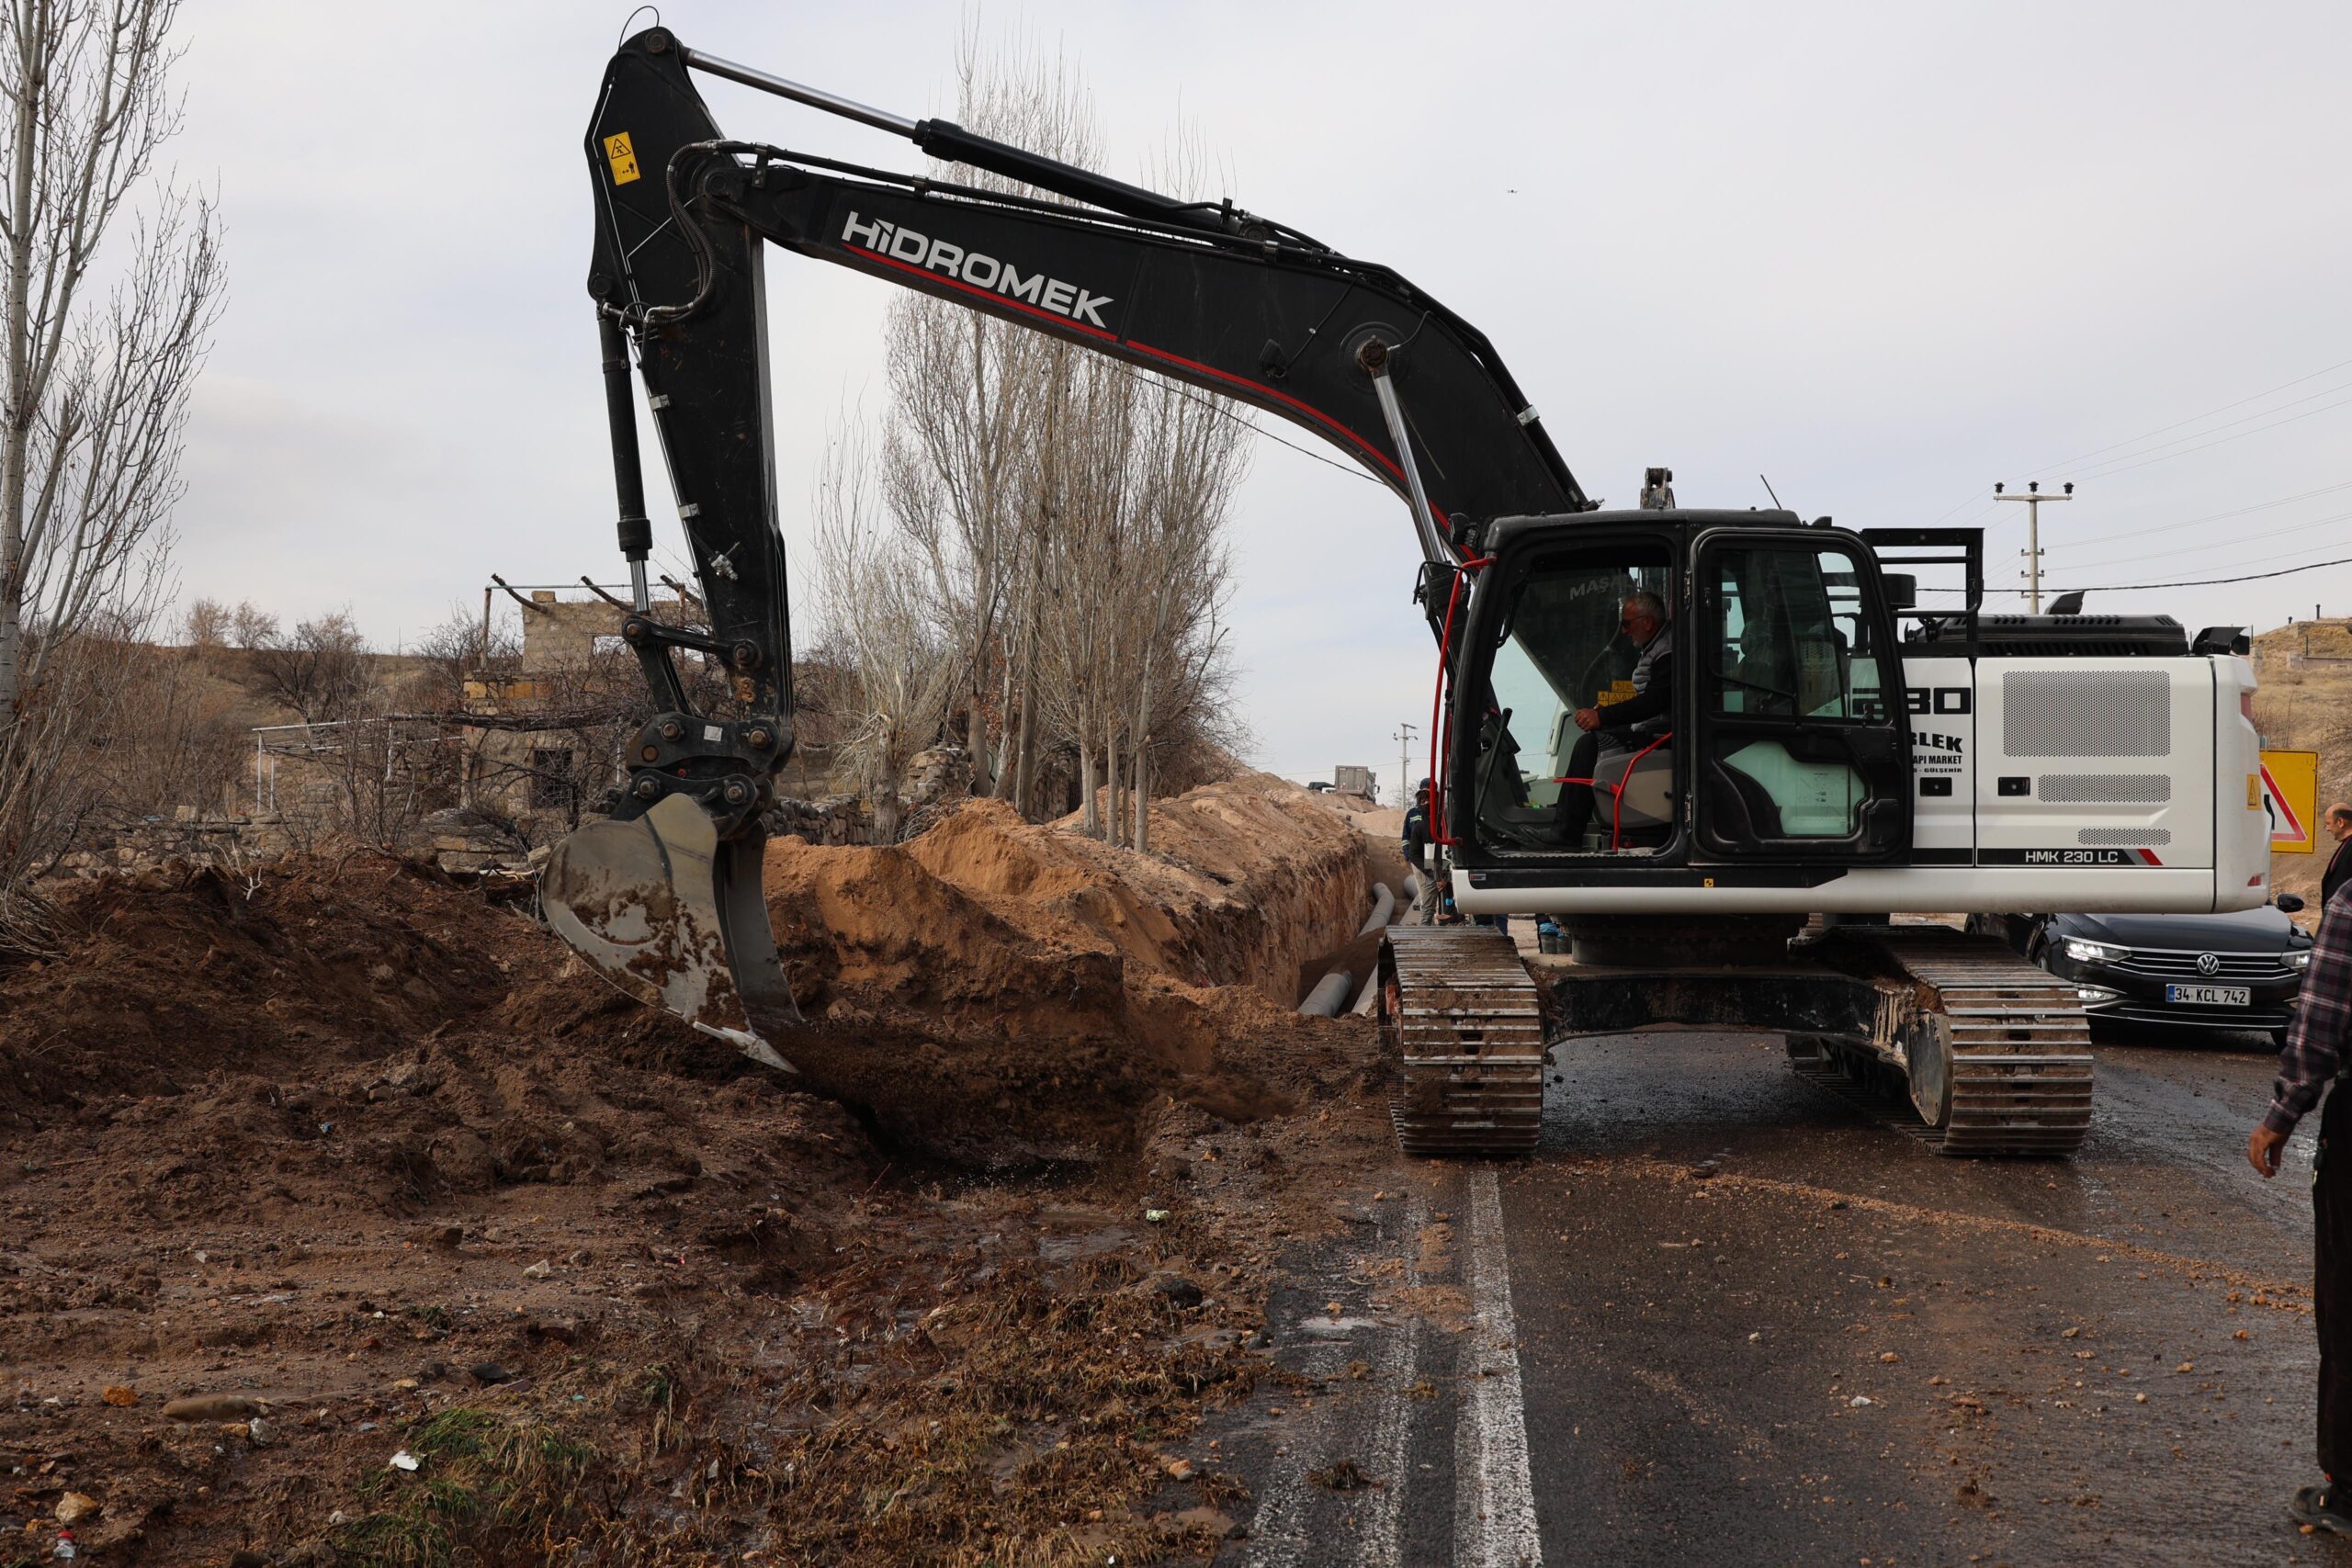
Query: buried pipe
[[1299, 968, 1355, 1017], [1350, 967, 1380, 1016], [1356, 882, 1396, 939]]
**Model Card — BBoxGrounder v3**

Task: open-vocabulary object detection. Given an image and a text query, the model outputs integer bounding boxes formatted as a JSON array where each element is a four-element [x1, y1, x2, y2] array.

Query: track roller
[[1803, 929, 2095, 1156]]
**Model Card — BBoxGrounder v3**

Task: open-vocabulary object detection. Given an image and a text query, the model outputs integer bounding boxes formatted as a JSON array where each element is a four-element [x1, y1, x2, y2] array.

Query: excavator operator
[[1555, 591, 1673, 847]]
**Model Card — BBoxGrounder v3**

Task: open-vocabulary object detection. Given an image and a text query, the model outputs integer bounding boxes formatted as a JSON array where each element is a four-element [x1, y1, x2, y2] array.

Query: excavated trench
[[751, 776, 1385, 1166]]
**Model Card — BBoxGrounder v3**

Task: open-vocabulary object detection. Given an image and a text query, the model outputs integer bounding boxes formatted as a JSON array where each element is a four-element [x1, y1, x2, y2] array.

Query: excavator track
[[1381, 925, 1546, 1157], [1795, 929, 2095, 1157]]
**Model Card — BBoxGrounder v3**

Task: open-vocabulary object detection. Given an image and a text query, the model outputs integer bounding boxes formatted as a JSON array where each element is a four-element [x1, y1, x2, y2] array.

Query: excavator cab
[[1451, 513, 1912, 873]]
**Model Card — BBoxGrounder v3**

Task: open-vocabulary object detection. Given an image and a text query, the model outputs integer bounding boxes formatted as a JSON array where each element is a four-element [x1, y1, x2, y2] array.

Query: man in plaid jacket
[[2251, 879, 2352, 1533]]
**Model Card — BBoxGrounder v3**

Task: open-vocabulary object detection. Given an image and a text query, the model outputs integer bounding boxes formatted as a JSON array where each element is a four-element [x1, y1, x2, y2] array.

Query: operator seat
[[1586, 740, 1675, 846]]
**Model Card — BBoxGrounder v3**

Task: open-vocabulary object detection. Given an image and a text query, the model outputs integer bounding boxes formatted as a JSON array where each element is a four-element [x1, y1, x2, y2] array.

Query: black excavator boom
[[548, 27, 1585, 1061]]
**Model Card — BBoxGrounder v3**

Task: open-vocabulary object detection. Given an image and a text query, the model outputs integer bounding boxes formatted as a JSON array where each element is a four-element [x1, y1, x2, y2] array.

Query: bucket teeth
[[1383, 925, 1545, 1157]]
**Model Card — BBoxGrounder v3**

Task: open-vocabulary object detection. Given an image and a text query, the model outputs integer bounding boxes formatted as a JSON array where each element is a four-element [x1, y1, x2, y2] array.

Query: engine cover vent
[[2079, 828, 2171, 847], [2040, 773, 2172, 804], [2003, 671, 2170, 758]]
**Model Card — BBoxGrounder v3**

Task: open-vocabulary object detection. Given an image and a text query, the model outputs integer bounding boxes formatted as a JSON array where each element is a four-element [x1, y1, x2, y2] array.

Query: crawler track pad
[[543, 795, 800, 1071]]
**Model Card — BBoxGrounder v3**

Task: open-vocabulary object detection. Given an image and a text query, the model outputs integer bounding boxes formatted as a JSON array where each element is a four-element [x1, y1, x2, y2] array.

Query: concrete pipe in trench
[[1299, 969, 1355, 1017]]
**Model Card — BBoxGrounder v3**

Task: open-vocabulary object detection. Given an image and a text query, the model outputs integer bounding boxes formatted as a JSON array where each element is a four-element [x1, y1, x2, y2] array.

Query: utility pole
[[1393, 722, 1419, 807], [1995, 479, 2074, 614]]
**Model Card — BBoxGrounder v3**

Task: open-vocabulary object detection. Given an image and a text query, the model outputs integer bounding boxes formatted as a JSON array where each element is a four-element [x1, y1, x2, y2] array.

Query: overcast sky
[[169, 1, 2352, 790]]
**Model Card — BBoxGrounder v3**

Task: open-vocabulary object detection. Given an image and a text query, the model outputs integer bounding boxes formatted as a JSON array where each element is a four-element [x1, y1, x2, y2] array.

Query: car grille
[[2109, 947, 2297, 983]]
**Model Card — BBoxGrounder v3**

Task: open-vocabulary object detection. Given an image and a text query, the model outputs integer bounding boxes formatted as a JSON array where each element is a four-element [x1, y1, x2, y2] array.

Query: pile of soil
[[759, 775, 1378, 1165], [0, 774, 1406, 1562]]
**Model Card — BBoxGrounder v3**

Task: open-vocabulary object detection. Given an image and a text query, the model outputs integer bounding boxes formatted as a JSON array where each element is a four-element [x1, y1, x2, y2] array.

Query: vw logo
[[2195, 952, 2222, 976]]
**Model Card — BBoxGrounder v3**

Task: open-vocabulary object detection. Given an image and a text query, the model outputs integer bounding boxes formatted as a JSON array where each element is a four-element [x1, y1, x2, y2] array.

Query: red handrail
[[1424, 556, 1494, 848], [1552, 729, 1674, 849]]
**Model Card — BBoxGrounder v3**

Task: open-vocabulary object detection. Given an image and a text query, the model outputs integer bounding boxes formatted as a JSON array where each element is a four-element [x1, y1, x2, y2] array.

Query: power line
[[2018, 355, 2352, 479], [1985, 386, 2352, 535], [2054, 477, 2352, 551], [1917, 548, 2352, 595], [2065, 375, 2352, 473], [2057, 506, 2352, 573], [1929, 350, 2352, 529], [1097, 359, 1384, 487], [2065, 387, 2352, 483], [2052, 553, 2352, 593], [1918, 488, 2000, 529]]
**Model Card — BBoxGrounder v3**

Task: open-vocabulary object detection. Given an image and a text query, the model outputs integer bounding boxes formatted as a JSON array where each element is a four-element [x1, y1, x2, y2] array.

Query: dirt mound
[[756, 778, 1375, 1165], [3, 770, 1375, 1179], [0, 783, 1400, 1566], [0, 858, 524, 1123], [0, 853, 870, 1210]]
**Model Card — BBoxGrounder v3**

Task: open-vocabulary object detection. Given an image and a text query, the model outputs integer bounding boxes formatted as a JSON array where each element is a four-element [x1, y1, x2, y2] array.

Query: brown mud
[[0, 774, 1406, 1565]]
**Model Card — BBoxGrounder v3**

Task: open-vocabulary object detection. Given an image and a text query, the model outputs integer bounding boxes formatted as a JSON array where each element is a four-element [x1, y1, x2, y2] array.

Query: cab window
[[1473, 545, 1674, 851], [1702, 544, 1886, 840]]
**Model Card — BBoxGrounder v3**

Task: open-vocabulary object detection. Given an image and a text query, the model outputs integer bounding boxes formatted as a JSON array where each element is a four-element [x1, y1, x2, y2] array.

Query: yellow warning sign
[[2262, 749, 2319, 853], [604, 131, 640, 186]]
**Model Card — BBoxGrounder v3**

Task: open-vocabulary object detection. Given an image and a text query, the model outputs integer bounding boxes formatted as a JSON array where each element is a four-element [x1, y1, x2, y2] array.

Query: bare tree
[[878, 29, 1102, 798], [179, 593, 225, 649], [1124, 360, 1248, 852], [247, 609, 369, 724], [462, 641, 652, 840], [1028, 313, 1248, 850], [0, 0, 221, 942], [809, 35, 1251, 850], [229, 598, 276, 649], [100, 636, 243, 818], [404, 601, 519, 713], [809, 419, 956, 844]]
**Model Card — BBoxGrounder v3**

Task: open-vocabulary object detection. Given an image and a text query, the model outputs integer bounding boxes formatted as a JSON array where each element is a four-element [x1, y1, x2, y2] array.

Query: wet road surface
[[1209, 1023, 2342, 1566]]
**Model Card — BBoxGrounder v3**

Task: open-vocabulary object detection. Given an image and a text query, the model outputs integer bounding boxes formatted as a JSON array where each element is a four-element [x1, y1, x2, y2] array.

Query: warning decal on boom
[[604, 131, 640, 186]]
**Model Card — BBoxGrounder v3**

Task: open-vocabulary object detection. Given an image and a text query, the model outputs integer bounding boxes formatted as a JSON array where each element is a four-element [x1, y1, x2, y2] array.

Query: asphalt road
[[1206, 1022, 2341, 1567]]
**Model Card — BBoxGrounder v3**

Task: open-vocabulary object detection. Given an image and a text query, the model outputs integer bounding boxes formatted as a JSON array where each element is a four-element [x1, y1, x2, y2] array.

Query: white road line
[[1355, 1194, 1429, 1568], [1239, 1339, 1348, 1568], [1453, 1166, 1544, 1568]]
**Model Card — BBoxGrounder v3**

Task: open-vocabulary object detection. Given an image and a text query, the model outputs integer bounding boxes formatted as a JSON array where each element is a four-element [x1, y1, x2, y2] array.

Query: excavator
[[547, 27, 2274, 1159]]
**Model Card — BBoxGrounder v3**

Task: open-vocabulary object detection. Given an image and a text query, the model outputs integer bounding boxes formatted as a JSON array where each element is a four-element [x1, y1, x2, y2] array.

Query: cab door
[[1689, 530, 1910, 862]]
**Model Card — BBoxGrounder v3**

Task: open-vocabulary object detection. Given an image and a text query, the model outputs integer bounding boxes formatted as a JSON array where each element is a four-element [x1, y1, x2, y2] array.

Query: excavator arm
[[547, 27, 1586, 1061]]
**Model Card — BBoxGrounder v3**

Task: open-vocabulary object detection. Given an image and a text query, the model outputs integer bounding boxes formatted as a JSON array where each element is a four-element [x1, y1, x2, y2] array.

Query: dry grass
[[702, 1253, 1255, 1565], [332, 1407, 611, 1567], [318, 1252, 1259, 1566]]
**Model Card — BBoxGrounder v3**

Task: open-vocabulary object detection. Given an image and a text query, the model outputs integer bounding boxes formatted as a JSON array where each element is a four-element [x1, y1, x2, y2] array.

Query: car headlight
[[2287, 949, 2313, 972], [2063, 938, 2126, 965]]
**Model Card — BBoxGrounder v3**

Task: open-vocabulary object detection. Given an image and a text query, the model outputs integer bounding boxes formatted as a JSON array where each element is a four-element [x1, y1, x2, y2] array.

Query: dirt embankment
[[0, 772, 1400, 1565], [2253, 630, 2352, 911], [759, 775, 1377, 1164]]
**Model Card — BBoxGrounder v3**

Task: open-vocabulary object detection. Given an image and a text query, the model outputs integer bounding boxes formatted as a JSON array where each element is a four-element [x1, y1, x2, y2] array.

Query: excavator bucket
[[542, 794, 801, 1072]]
